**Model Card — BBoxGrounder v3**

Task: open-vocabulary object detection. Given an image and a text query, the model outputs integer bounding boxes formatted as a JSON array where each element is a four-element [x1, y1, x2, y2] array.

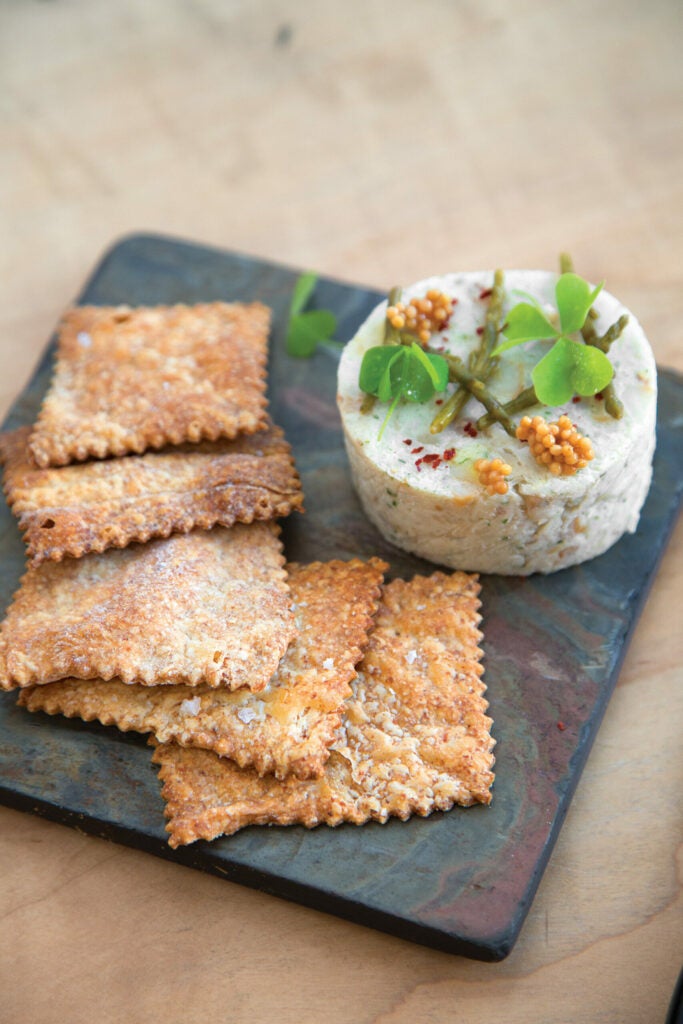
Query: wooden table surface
[[1, 2, 681, 1021]]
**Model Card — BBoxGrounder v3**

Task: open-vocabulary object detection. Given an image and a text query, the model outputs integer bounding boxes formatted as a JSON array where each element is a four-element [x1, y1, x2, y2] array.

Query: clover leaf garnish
[[359, 342, 449, 438], [286, 272, 339, 357], [492, 273, 613, 406]]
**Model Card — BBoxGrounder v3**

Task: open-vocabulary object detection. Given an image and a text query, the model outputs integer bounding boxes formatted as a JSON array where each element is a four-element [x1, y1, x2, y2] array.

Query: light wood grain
[[1, 1, 681, 1021]]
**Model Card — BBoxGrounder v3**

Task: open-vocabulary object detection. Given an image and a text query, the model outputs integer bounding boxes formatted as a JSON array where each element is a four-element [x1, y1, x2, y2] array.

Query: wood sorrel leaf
[[286, 309, 337, 357], [377, 348, 403, 403], [289, 272, 318, 316], [399, 346, 445, 402], [532, 336, 614, 406], [409, 342, 449, 393], [556, 273, 604, 334], [492, 302, 558, 355], [567, 340, 613, 395], [358, 346, 397, 394], [359, 344, 449, 436]]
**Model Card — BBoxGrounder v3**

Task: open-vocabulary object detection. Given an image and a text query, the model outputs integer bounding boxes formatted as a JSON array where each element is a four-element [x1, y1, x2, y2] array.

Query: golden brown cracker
[[0, 423, 303, 564], [28, 303, 270, 467], [0, 522, 294, 691], [20, 558, 387, 779], [151, 571, 495, 847]]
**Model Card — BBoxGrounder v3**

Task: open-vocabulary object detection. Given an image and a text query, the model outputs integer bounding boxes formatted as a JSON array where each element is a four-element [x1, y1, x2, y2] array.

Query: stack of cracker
[[0, 301, 495, 848]]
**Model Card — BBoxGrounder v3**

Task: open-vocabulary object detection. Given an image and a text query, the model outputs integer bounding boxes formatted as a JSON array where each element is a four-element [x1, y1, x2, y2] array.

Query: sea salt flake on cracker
[[0, 522, 293, 691], [28, 302, 270, 467], [19, 558, 387, 780], [150, 571, 495, 847], [0, 422, 303, 564]]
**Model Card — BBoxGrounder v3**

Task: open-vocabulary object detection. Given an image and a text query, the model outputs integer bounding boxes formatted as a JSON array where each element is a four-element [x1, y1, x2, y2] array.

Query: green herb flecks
[[286, 272, 339, 357], [358, 342, 449, 439]]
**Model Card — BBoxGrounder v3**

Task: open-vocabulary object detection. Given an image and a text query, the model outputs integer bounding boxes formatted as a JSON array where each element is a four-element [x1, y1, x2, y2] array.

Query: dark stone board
[[0, 234, 681, 961]]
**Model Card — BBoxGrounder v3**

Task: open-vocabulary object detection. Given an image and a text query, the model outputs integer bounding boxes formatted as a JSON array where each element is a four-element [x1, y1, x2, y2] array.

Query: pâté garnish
[[353, 257, 628, 490], [286, 258, 629, 495]]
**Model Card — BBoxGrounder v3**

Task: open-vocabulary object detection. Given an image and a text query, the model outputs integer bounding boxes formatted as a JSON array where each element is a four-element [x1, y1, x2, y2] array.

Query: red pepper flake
[[463, 421, 478, 438], [411, 446, 424, 454], [416, 452, 444, 471], [476, 325, 485, 336], [443, 448, 456, 461], [557, 721, 566, 731], [595, 392, 604, 401], [479, 288, 492, 300], [402, 438, 413, 445], [571, 395, 582, 404], [435, 398, 443, 405]]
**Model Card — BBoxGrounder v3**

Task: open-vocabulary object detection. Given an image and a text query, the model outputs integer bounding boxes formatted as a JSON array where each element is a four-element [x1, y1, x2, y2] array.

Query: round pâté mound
[[336, 270, 657, 575]]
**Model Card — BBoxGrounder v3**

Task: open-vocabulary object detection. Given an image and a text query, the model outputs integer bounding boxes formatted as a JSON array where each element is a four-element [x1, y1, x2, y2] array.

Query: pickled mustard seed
[[386, 288, 454, 345], [516, 414, 594, 476], [474, 457, 512, 495]]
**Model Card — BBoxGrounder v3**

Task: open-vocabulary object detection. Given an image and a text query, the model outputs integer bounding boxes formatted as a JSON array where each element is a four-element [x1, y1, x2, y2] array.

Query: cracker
[[0, 522, 294, 691], [28, 303, 270, 467], [19, 558, 387, 779], [0, 422, 303, 564], [150, 572, 495, 847]]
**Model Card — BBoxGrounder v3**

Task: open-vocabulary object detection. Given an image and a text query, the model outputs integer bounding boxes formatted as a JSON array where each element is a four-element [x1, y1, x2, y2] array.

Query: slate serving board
[[0, 234, 681, 961]]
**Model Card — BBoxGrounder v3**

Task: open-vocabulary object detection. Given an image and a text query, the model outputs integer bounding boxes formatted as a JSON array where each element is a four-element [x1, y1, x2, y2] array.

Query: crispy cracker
[[0, 522, 294, 691], [28, 303, 270, 467], [151, 571, 495, 847], [19, 558, 387, 779], [0, 423, 303, 564]]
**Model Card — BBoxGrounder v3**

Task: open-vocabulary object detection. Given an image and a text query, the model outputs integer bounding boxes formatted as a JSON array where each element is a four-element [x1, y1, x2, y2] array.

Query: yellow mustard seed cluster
[[516, 414, 594, 476], [386, 289, 453, 344], [474, 457, 512, 496]]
